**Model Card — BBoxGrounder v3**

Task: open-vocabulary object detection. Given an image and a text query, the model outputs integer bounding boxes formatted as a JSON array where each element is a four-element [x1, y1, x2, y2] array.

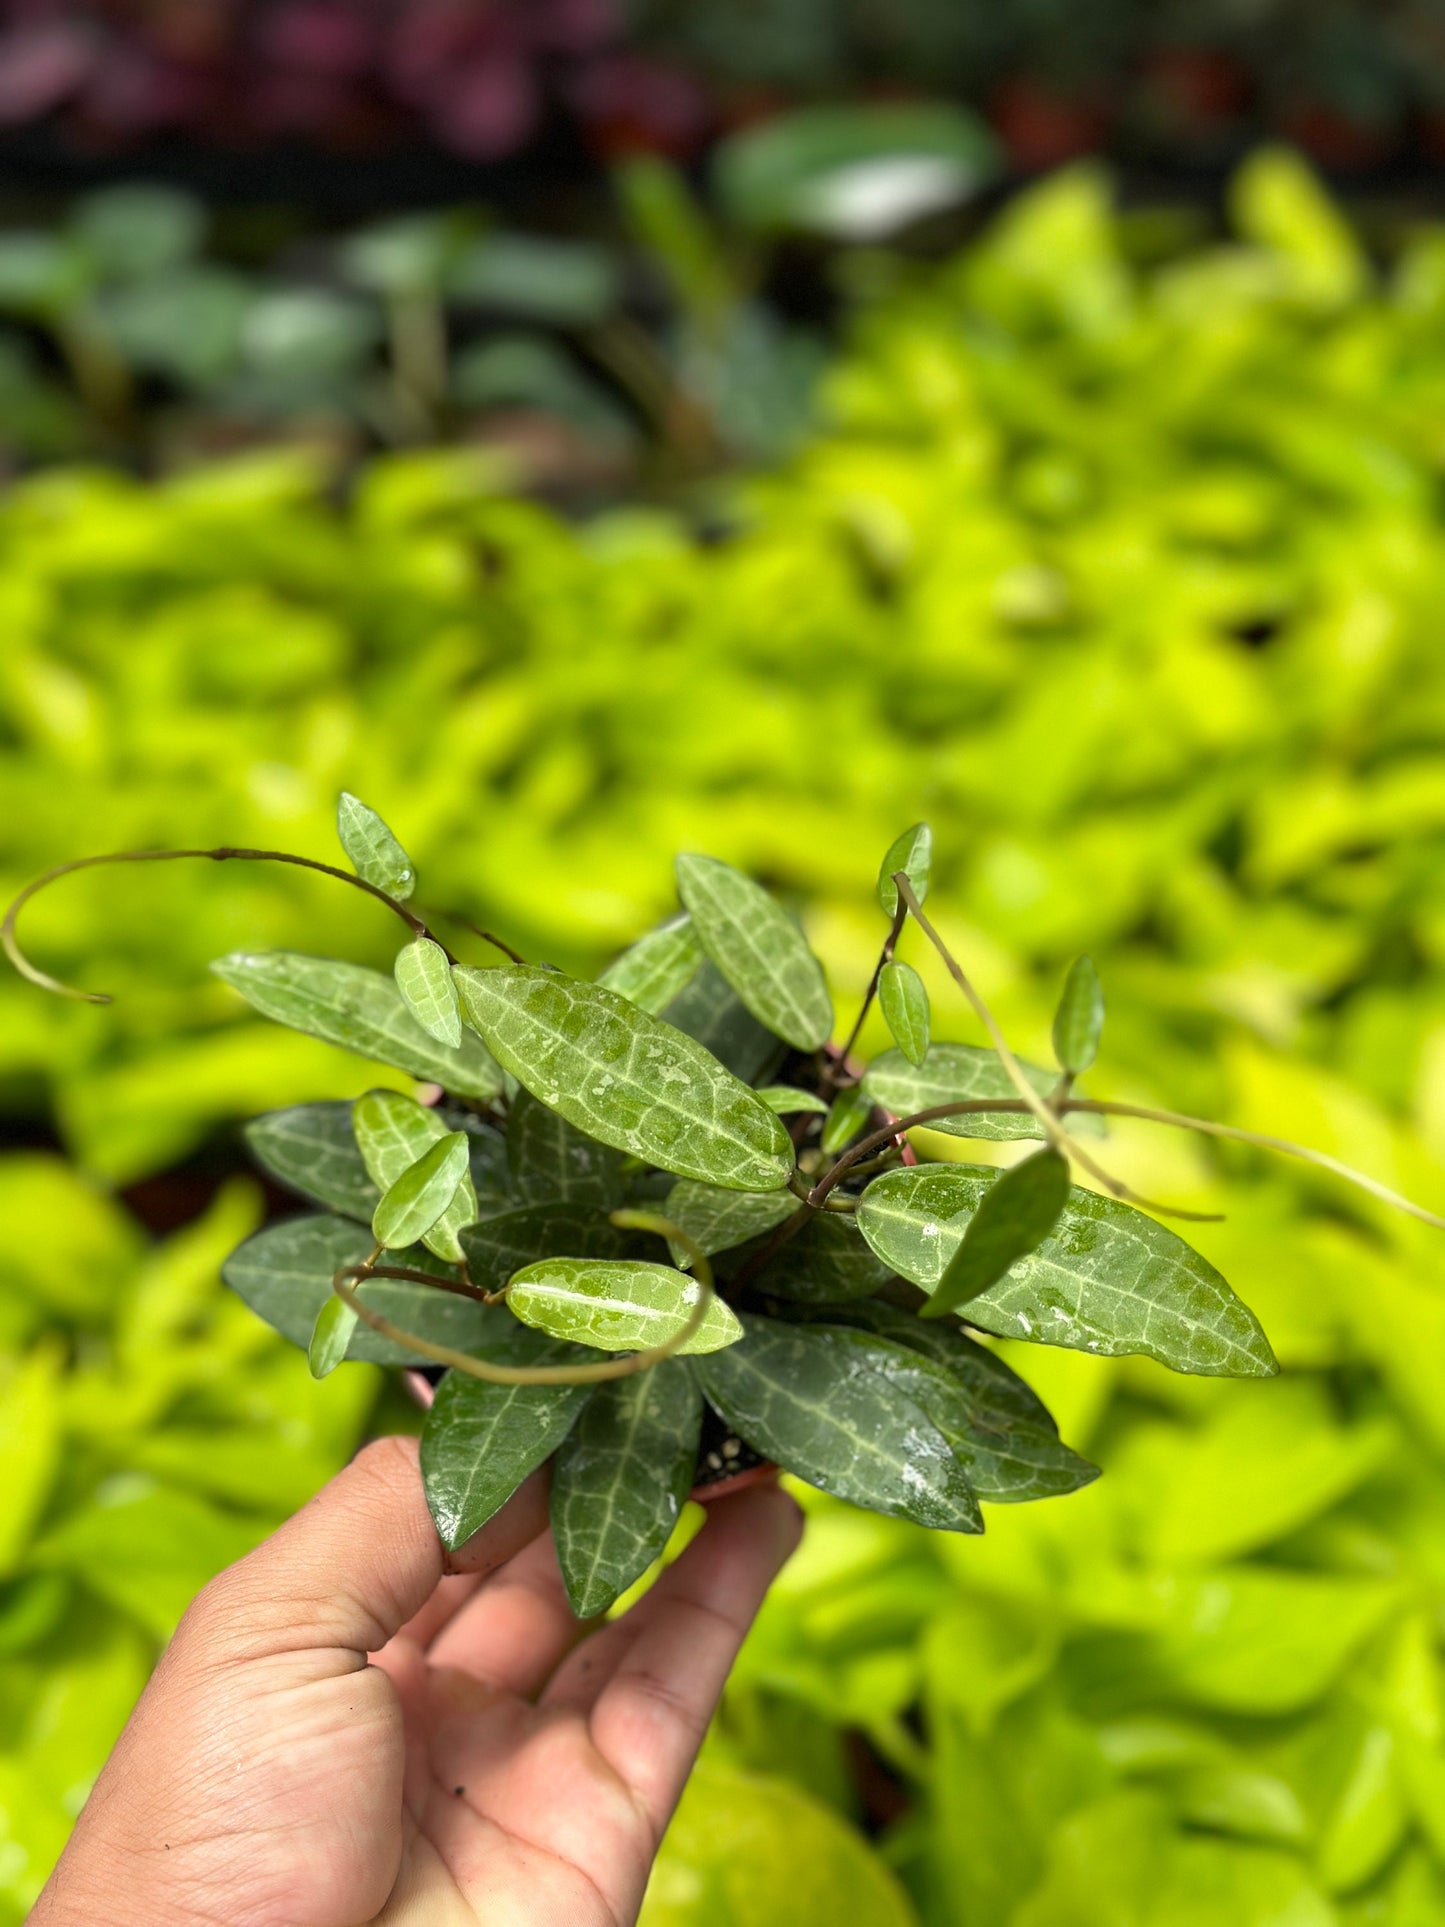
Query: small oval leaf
[[394, 936, 463, 1048], [353, 1088, 477, 1262], [861, 1043, 1050, 1140], [307, 1293, 358, 1379], [1052, 954, 1105, 1075], [336, 790, 416, 899], [878, 959, 930, 1066], [598, 915, 703, 1014], [756, 1086, 830, 1116], [877, 822, 932, 918], [372, 1132, 471, 1250], [821, 1085, 873, 1156], [924, 1148, 1070, 1318], [507, 1258, 743, 1355], [675, 852, 833, 1052]]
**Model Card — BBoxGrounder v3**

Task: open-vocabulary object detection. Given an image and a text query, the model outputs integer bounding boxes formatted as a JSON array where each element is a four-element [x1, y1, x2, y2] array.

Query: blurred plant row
[[8, 149, 1445, 1920]]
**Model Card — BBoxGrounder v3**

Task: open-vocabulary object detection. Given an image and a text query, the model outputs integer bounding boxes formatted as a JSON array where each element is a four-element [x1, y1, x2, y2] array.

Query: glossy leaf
[[372, 1132, 471, 1250], [675, 853, 833, 1052], [551, 1361, 702, 1616], [335, 790, 416, 899], [857, 1165, 1277, 1377], [454, 965, 793, 1191], [353, 1088, 478, 1263], [861, 1043, 1050, 1140], [244, 1101, 378, 1220], [459, 1202, 623, 1293], [697, 1313, 982, 1531], [661, 957, 784, 1085], [821, 1085, 873, 1156], [753, 1211, 893, 1304], [1052, 954, 1105, 1075], [877, 822, 932, 918], [507, 1259, 743, 1355], [507, 1088, 625, 1207], [878, 960, 930, 1066], [307, 1293, 358, 1379], [211, 951, 503, 1100], [925, 1148, 1071, 1319], [221, 1214, 507, 1360], [664, 1179, 798, 1266], [598, 915, 702, 1015], [394, 936, 463, 1047], [756, 1086, 830, 1116]]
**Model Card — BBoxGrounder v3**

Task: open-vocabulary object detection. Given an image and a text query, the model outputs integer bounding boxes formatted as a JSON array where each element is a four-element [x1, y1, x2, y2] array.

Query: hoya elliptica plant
[[8, 804, 1445, 1618]]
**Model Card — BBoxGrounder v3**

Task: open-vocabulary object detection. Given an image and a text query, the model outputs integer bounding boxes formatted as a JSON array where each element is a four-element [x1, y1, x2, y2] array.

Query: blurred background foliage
[[7, 46, 1445, 1927]]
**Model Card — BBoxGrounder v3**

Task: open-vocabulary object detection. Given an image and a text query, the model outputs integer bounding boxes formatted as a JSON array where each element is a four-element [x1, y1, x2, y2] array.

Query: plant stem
[[823, 899, 909, 1096]]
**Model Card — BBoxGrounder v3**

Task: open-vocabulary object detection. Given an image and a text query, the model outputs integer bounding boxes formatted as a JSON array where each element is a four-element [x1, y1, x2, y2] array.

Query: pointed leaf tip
[[924, 1148, 1070, 1318], [336, 791, 416, 900]]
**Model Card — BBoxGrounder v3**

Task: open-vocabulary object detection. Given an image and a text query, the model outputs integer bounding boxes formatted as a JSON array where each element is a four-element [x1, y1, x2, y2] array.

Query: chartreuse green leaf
[[858, 1165, 1276, 1376], [821, 1085, 872, 1155], [336, 790, 416, 899], [756, 1086, 830, 1116], [598, 915, 702, 1014], [877, 821, 932, 918], [507, 1259, 743, 1355], [394, 936, 462, 1048], [353, 1088, 478, 1262], [697, 1313, 981, 1530], [551, 1361, 702, 1616], [507, 1088, 624, 1206], [878, 960, 930, 1066], [211, 951, 503, 1099], [453, 965, 793, 1191], [663, 1179, 798, 1266], [460, 1203, 622, 1292], [244, 1101, 379, 1220], [307, 1292, 358, 1379], [1052, 954, 1104, 1075], [372, 1132, 470, 1250], [925, 1148, 1071, 1318], [861, 1043, 1050, 1140], [675, 853, 833, 1052]]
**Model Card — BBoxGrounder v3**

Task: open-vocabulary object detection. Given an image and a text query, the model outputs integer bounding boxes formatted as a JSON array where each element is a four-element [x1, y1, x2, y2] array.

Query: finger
[[393, 1467, 551, 1652], [428, 1530, 583, 1698]]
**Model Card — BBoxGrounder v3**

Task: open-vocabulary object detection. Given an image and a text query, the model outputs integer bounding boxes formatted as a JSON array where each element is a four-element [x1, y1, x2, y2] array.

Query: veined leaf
[[756, 1086, 830, 1116], [336, 790, 416, 899], [372, 1133, 471, 1250], [454, 965, 794, 1191], [307, 1293, 358, 1379], [211, 951, 503, 1100], [754, 1211, 892, 1304], [664, 1179, 798, 1266], [244, 1102, 378, 1221], [551, 1362, 702, 1616], [878, 960, 930, 1066], [861, 1043, 1049, 1140], [460, 1202, 623, 1292], [857, 1165, 1277, 1377], [821, 1085, 873, 1156], [925, 1148, 1070, 1318], [395, 936, 463, 1047], [675, 853, 833, 1052], [598, 915, 702, 1014], [661, 957, 784, 1085], [877, 822, 932, 918], [507, 1088, 625, 1207], [1053, 955, 1104, 1075], [697, 1313, 981, 1531], [507, 1258, 743, 1355], [353, 1088, 478, 1262], [221, 1214, 508, 1360]]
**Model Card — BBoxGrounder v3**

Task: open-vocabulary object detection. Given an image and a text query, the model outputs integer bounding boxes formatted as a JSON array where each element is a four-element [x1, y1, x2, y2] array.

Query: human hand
[[32, 1434, 802, 1927]]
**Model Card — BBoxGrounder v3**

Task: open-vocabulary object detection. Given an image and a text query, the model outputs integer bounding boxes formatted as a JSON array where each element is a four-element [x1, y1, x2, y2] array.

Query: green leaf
[[753, 1211, 893, 1304], [221, 1214, 507, 1360], [925, 1149, 1071, 1319], [821, 1085, 873, 1156], [459, 1202, 623, 1292], [335, 790, 416, 899], [453, 965, 794, 1191], [857, 1165, 1277, 1377], [861, 1043, 1050, 1140], [877, 822, 932, 918], [307, 1293, 358, 1379], [211, 951, 503, 1100], [394, 936, 463, 1048], [244, 1102, 379, 1220], [661, 957, 785, 1085], [675, 853, 833, 1052], [421, 1338, 593, 1550], [663, 1179, 798, 1266], [551, 1361, 702, 1616], [697, 1313, 982, 1530], [352, 1088, 478, 1262], [598, 915, 703, 1015], [507, 1088, 625, 1207], [507, 1259, 743, 1355], [878, 960, 930, 1066], [756, 1086, 830, 1116], [372, 1133, 471, 1250], [1052, 955, 1104, 1075]]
